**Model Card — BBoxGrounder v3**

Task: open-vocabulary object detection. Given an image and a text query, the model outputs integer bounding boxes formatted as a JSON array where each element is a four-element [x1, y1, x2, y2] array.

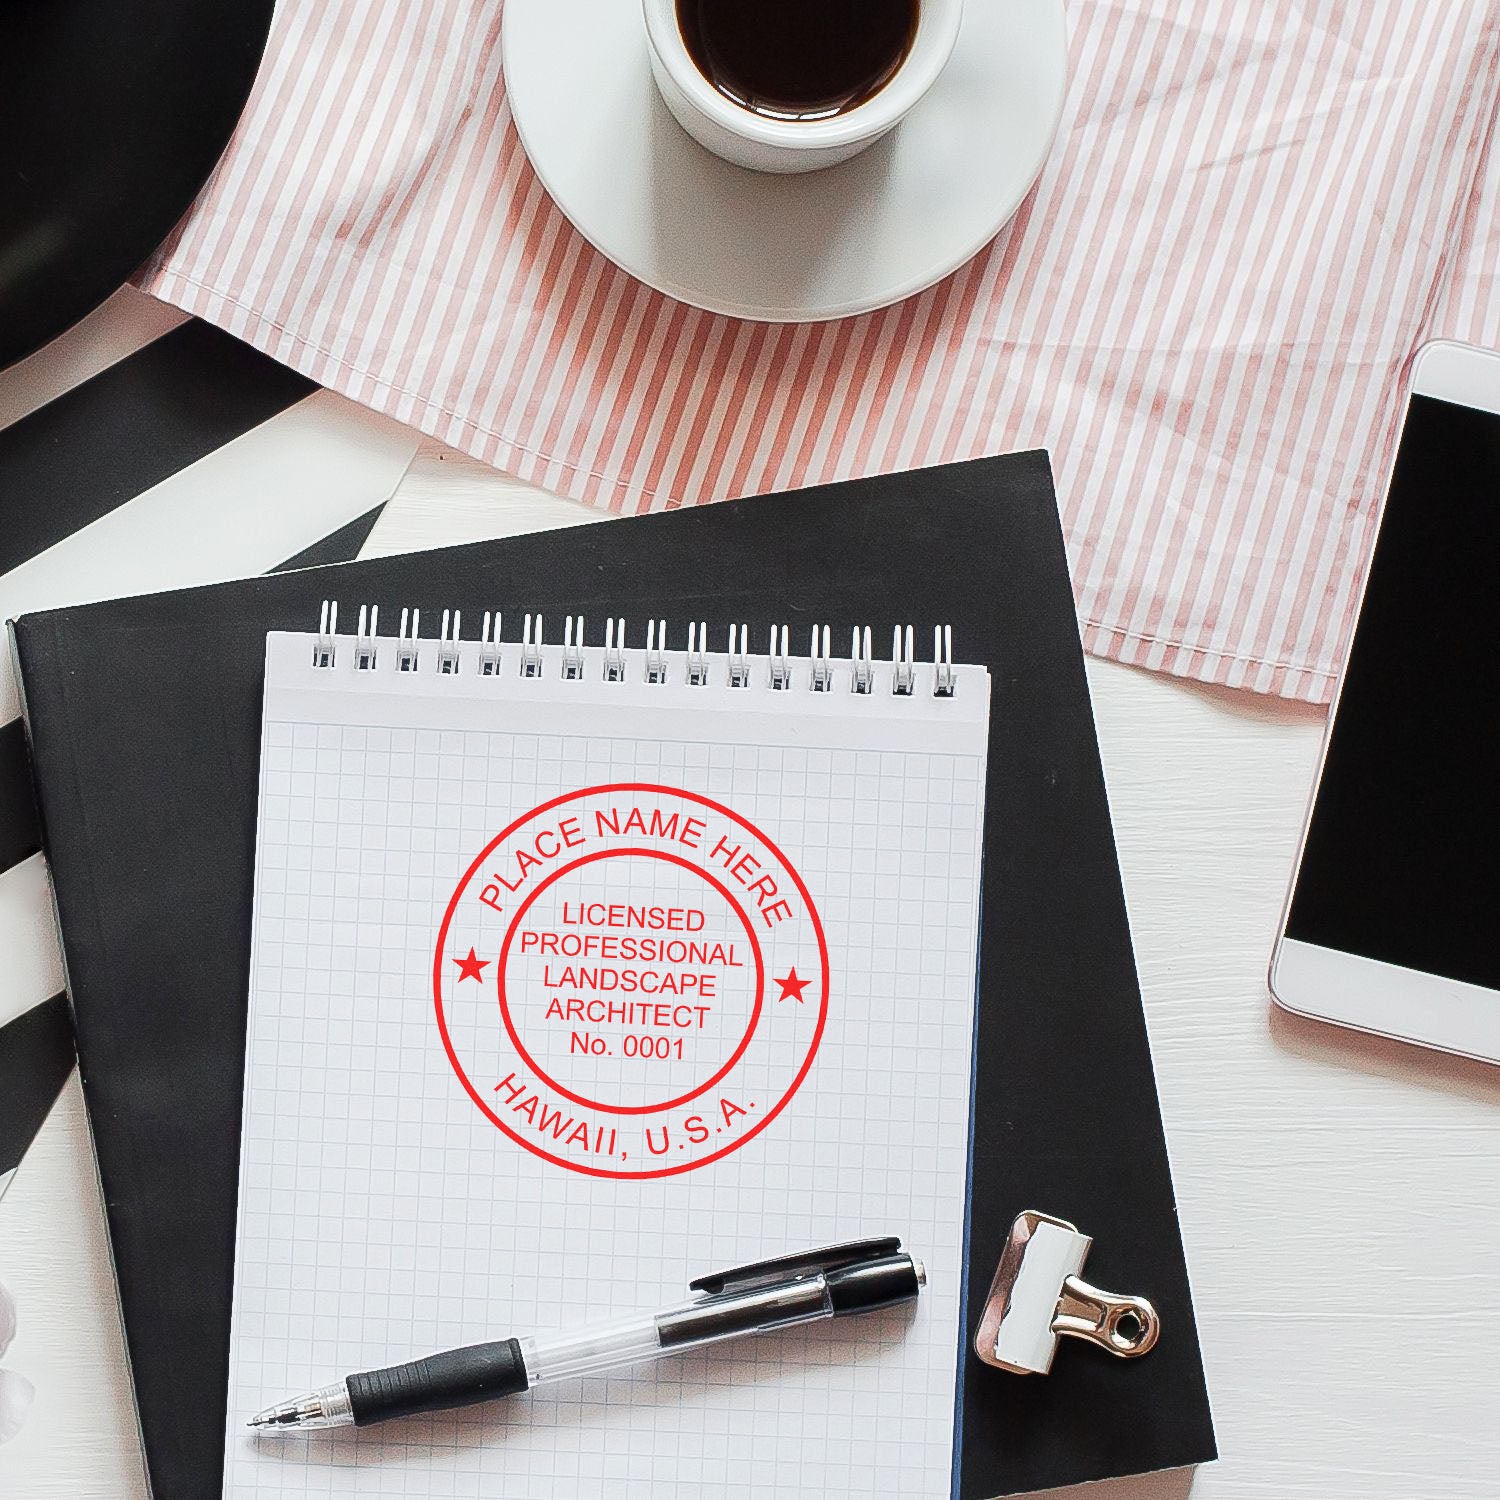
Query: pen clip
[[690, 1237, 903, 1295], [974, 1211, 1160, 1375]]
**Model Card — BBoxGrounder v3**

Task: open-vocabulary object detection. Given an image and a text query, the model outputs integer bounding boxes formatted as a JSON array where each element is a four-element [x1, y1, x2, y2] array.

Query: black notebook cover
[[10, 452, 1214, 1496]]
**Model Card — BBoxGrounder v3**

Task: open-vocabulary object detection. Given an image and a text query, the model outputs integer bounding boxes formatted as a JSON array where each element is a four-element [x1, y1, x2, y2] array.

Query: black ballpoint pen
[[249, 1238, 924, 1432]]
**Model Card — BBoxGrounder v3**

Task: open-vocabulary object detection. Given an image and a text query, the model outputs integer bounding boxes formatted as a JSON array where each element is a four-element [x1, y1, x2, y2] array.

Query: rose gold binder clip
[[975, 1211, 1160, 1375]]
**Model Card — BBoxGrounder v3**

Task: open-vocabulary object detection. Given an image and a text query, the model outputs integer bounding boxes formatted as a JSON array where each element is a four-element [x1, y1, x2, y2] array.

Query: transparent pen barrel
[[520, 1278, 833, 1385], [521, 1314, 665, 1384]]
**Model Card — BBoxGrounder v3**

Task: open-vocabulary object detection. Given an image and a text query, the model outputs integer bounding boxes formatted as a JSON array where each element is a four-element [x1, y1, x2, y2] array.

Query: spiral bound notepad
[[226, 606, 990, 1499]]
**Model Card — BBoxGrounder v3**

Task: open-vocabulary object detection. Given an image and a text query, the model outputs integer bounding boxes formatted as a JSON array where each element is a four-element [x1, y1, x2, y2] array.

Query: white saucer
[[501, 0, 1068, 323]]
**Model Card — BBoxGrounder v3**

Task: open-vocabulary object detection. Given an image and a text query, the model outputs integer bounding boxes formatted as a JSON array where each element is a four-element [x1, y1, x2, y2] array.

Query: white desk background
[[3, 325, 1500, 1499]]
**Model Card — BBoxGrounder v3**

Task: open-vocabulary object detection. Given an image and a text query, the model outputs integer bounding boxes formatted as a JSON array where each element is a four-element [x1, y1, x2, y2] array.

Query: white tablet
[[1271, 339, 1500, 1064]]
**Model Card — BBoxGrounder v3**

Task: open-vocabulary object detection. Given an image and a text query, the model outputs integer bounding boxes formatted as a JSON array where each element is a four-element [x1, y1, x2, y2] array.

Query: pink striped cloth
[[140, 1, 1500, 702]]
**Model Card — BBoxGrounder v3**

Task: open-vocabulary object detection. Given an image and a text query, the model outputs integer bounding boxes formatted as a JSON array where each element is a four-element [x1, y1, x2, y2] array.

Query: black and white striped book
[[0, 288, 418, 1167]]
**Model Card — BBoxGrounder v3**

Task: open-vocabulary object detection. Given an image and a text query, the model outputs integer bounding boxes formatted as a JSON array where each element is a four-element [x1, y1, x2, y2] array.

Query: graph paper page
[[226, 629, 989, 1499]]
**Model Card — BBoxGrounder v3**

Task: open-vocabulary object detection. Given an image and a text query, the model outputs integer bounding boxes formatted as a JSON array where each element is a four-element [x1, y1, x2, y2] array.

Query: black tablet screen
[[1287, 393, 1500, 991]]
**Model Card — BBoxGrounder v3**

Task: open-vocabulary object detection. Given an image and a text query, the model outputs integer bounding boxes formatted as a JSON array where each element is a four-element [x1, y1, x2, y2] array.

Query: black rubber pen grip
[[347, 1338, 529, 1425]]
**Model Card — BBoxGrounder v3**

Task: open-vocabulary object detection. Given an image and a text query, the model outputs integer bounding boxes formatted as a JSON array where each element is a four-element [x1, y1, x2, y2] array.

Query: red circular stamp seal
[[434, 784, 828, 1178]]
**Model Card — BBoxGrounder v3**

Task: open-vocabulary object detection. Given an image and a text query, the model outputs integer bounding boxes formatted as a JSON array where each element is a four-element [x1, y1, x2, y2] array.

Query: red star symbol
[[453, 947, 490, 983], [774, 968, 811, 1004]]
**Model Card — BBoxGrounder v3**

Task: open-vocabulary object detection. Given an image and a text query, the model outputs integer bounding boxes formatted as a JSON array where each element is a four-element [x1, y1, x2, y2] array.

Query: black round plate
[[0, 0, 275, 370]]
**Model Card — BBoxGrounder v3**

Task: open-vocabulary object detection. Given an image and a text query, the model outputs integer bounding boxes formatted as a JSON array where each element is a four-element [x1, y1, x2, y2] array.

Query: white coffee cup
[[642, 0, 963, 175]]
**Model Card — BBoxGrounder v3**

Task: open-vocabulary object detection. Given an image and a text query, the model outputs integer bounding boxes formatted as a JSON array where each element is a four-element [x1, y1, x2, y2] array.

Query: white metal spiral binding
[[355, 605, 378, 670], [521, 613, 544, 677], [437, 610, 461, 674], [933, 624, 955, 697], [645, 619, 668, 684], [397, 608, 419, 672], [851, 625, 873, 694], [809, 624, 833, 692], [686, 622, 709, 686], [562, 615, 585, 680], [479, 611, 502, 676], [768, 624, 791, 690], [892, 624, 915, 695], [603, 618, 626, 682], [314, 599, 338, 668], [727, 625, 750, 688], [314, 605, 962, 697]]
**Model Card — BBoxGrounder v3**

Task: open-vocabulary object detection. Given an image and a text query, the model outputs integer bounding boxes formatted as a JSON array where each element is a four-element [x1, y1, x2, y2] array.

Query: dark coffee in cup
[[675, 0, 921, 122]]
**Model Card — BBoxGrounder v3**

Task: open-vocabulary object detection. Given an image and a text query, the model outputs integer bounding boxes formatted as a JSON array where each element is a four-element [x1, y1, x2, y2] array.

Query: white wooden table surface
[[4, 426, 1500, 1498]]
